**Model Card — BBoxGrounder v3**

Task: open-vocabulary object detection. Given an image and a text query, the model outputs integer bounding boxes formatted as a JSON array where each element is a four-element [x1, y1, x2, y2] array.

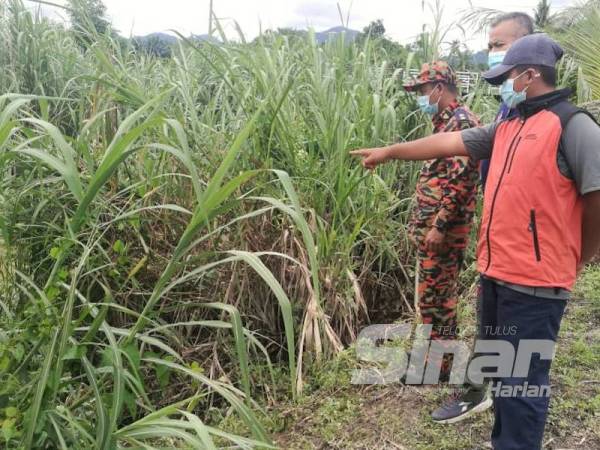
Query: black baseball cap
[[483, 33, 564, 85]]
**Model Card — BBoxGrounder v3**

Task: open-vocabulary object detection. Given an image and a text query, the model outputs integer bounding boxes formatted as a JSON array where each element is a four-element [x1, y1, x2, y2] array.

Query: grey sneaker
[[431, 385, 492, 424]]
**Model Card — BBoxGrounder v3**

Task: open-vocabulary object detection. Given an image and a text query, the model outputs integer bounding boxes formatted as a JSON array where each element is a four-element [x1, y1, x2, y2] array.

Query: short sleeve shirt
[[461, 113, 600, 195]]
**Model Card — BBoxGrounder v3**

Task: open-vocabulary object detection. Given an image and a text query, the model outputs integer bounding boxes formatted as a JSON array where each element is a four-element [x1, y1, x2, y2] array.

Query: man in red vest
[[351, 34, 600, 450]]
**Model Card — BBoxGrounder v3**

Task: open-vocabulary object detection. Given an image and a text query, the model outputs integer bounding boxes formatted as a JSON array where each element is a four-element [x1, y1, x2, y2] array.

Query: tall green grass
[[0, 1, 430, 447], [2, 1, 597, 447]]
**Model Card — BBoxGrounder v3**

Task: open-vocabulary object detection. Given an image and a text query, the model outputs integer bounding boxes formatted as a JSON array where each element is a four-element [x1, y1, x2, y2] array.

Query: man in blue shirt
[[480, 12, 534, 189]]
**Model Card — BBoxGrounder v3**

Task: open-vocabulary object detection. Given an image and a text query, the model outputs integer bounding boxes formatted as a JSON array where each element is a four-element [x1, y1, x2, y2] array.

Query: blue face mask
[[417, 86, 441, 116], [500, 72, 530, 109], [488, 51, 506, 69]]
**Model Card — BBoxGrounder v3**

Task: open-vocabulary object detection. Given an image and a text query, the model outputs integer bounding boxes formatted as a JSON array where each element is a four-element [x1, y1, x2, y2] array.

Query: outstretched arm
[[350, 131, 468, 170]]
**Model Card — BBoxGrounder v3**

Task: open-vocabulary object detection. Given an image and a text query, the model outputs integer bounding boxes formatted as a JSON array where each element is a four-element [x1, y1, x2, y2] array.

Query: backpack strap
[[550, 101, 600, 178], [551, 100, 599, 129], [444, 106, 476, 132]]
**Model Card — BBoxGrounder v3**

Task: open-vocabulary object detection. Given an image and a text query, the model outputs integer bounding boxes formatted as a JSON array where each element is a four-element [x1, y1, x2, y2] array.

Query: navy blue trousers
[[478, 277, 566, 450]]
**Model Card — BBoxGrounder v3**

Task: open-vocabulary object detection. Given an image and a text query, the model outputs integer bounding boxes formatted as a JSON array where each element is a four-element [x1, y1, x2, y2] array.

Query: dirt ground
[[270, 297, 600, 450]]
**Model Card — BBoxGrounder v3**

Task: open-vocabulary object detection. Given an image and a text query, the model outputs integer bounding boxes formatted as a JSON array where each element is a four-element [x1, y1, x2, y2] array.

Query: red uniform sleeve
[[432, 156, 477, 232]]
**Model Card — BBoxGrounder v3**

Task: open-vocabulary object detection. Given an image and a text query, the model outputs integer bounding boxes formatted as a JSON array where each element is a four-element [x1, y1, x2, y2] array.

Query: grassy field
[[266, 269, 600, 450], [0, 0, 599, 448]]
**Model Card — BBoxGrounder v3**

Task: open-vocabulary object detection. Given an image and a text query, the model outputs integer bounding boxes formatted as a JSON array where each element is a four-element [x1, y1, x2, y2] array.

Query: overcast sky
[[32, 0, 576, 51]]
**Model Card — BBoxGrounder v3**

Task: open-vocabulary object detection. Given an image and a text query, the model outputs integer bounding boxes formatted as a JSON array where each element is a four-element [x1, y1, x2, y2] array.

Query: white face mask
[[488, 50, 507, 69], [500, 70, 538, 108], [417, 84, 443, 116]]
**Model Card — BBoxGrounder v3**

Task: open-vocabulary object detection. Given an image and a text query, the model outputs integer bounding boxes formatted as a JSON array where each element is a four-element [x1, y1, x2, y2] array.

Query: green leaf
[[57, 268, 69, 281], [4, 407, 18, 418], [121, 343, 141, 374], [112, 240, 126, 255], [11, 344, 24, 363], [62, 345, 85, 361], [46, 286, 60, 301], [122, 390, 138, 418], [0, 355, 10, 372], [155, 362, 172, 390], [100, 347, 114, 367], [2, 418, 16, 442]]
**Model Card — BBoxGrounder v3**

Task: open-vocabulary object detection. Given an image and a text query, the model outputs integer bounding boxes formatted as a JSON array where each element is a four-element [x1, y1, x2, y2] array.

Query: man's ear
[[435, 83, 444, 98], [529, 69, 541, 82]]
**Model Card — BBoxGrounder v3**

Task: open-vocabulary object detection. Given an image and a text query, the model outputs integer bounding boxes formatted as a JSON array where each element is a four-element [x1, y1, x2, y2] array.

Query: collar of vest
[[516, 88, 572, 120]]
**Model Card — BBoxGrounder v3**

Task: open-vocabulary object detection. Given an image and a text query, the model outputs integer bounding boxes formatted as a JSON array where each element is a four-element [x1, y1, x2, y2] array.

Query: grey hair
[[491, 12, 534, 37]]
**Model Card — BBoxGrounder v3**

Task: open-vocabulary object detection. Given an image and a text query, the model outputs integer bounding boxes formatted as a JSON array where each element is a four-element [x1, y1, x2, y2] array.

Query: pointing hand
[[349, 147, 391, 170]]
